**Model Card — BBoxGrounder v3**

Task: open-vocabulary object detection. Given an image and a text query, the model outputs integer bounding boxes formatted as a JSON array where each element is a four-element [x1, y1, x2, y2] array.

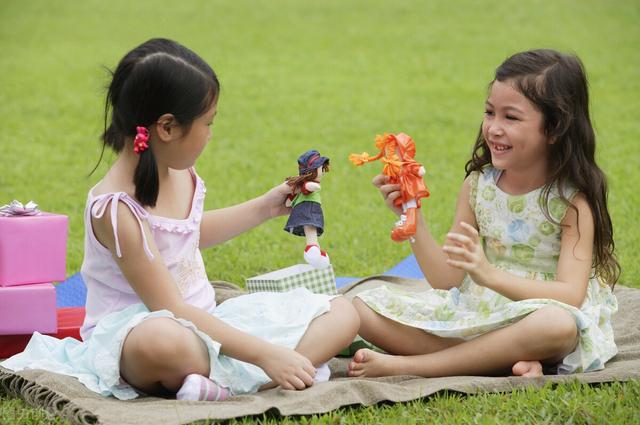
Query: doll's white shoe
[[304, 244, 331, 269]]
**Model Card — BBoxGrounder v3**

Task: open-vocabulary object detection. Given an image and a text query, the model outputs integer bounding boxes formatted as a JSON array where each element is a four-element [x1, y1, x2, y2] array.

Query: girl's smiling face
[[482, 80, 552, 176]]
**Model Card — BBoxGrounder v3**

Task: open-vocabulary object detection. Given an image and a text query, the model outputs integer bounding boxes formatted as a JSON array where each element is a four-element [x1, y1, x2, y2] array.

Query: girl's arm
[[199, 182, 292, 249], [444, 193, 593, 307], [92, 200, 315, 390], [374, 175, 476, 290]]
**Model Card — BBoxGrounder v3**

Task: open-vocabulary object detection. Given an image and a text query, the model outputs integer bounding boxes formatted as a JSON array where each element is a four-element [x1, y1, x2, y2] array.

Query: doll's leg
[[303, 225, 330, 268], [120, 317, 228, 400], [391, 200, 418, 242], [348, 305, 578, 378], [303, 225, 319, 246]]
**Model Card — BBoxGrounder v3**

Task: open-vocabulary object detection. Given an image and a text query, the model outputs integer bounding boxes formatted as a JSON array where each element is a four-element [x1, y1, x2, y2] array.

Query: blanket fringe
[[1, 369, 99, 424]]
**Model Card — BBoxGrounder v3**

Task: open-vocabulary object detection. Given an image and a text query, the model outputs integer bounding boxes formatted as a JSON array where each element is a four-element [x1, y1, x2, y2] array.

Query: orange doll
[[349, 133, 429, 241]]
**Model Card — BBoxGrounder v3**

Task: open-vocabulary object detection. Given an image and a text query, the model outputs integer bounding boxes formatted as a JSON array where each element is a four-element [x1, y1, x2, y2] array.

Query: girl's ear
[[154, 113, 178, 143]]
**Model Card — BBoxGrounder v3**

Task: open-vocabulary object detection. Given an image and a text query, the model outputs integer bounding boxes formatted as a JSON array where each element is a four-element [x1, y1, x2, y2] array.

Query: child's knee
[[527, 306, 578, 352], [330, 296, 360, 336], [352, 296, 369, 315], [352, 296, 378, 324], [123, 318, 209, 371], [541, 306, 576, 338]]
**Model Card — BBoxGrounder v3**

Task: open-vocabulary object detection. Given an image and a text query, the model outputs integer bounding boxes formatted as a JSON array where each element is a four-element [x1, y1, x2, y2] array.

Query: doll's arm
[[403, 161, 425, 177], [302, 181, 321, 194]]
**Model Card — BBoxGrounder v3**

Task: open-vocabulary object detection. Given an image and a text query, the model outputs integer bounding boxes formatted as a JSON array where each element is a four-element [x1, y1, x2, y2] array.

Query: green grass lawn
[[1, 0, 639, 423]]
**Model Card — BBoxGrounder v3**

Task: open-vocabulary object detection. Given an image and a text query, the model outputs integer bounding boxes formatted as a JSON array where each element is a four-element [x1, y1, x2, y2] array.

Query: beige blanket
[[1, 277, 639, 424]]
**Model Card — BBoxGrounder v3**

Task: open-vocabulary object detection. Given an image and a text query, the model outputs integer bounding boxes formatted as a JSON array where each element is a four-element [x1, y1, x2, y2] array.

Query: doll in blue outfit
[[284, 150, 331, 269]]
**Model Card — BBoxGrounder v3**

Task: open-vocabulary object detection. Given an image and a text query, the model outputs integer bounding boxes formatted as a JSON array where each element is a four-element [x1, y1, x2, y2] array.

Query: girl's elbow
[[427, 276, 463, 291], [564, 298, 582, 309], [565, 291, 587, 308]]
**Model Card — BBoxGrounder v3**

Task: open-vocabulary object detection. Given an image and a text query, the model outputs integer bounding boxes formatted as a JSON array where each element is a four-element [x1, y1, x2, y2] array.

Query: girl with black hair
[[3, 38, 359, 401]]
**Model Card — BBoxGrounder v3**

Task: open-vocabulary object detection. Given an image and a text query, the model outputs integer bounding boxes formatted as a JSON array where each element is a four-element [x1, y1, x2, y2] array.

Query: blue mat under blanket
[[55, 255, 424, 307]]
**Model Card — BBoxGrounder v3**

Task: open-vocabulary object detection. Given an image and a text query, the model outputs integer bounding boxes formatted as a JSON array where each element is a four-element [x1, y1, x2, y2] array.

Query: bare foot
[[347, 348, 403, 378], [512, 360, 543, 377]]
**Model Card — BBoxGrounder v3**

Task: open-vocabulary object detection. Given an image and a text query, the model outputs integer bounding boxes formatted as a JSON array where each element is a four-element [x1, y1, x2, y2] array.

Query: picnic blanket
[[2, 276, 639, 424]]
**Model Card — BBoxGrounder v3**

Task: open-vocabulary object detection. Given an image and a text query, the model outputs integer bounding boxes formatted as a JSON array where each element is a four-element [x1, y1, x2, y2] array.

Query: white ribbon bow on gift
[[0, 200, 41, 217]]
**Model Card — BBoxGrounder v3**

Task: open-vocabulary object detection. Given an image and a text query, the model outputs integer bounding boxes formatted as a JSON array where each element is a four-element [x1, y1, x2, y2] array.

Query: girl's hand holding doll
[[262, 182, 294, 218], [443, 221, 495, 287], [372, 174, 403, 216]]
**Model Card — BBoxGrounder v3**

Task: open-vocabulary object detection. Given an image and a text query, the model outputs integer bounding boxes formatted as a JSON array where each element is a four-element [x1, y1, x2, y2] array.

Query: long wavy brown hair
[[465, 49, 620, 287]]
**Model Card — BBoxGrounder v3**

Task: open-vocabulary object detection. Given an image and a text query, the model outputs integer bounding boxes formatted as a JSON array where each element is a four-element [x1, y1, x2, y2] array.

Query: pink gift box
[[0, 212, 68, 286], [0, 283, 57, 335]]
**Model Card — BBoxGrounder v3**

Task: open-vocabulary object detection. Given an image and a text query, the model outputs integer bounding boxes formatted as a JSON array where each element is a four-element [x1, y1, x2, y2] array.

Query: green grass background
[[1, 0, 639, 423]]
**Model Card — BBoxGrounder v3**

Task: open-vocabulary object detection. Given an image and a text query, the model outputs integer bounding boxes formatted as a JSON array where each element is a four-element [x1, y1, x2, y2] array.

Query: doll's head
[[286, 150, 330, 189], [298, 150, 329, 175], [394, 133, 416, 160]]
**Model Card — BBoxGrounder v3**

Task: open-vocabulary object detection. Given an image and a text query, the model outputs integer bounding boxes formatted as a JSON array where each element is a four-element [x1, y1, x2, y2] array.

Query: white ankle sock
[[176, 374, 230, 401], [314, 362, 331, 383]]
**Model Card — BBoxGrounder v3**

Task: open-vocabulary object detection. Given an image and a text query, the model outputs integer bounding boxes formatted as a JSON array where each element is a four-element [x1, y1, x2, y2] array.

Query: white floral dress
[[356, 167, 618, 374]]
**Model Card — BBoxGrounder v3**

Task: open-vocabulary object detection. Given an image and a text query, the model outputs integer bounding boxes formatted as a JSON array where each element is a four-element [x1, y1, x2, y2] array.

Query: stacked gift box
[[0, 201, 84, 358], [246, 263, 338, 295]]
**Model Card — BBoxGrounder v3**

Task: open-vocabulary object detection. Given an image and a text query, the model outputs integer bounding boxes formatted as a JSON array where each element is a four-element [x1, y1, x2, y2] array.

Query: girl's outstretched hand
[[443, 221, 494, 286], [258, 345, 316, 390], [263, 182, 294, 218], [372, 174, 402, 216]]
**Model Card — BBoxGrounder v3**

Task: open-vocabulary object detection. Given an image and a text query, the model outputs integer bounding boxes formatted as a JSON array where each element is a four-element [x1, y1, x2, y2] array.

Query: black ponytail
[[133, 148, 159, 207]]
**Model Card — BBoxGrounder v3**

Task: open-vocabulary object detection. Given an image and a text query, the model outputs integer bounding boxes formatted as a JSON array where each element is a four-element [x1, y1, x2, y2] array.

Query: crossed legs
[[120, 297, 359, 396], [349, 297, 578, 378]]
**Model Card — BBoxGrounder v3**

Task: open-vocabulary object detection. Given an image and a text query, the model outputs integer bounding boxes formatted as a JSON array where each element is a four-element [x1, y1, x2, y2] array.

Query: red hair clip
[[133, 126, 149, 154]]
